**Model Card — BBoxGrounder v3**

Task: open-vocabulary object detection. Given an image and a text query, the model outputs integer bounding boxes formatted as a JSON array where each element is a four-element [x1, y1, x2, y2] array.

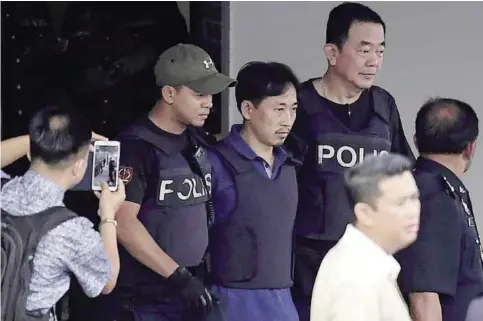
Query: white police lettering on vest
[[158, 173, 212, 202], [318, 145, 389, 168]]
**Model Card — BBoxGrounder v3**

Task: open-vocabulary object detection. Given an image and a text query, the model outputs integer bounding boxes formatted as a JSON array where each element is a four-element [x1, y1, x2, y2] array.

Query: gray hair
[[344, 153, 414, 208]]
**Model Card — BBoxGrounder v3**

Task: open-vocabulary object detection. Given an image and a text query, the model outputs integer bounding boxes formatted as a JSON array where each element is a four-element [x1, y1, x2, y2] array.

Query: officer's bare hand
[[94, 180, 126, 220]]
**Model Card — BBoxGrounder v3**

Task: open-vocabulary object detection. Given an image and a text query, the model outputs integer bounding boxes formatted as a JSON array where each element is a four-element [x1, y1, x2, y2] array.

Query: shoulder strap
[[213, 142, 253, 176], [187, 126, 217, 147], [297, 84, 323, 117], [120, 124, 215, 151], [282, 133, 306, 167], [370, 86, 392, 124], [35, 206, 78, 236], [120, 124, 166, 152], [1, 206, 78, 243]]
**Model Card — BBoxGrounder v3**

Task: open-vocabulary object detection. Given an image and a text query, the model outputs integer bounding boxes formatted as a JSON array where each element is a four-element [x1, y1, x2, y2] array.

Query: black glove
[[166, 267, 213, 316]]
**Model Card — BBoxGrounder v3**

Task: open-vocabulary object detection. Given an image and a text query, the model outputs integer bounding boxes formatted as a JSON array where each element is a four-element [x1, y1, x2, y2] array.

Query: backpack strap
[[4, 207, 78, 243]]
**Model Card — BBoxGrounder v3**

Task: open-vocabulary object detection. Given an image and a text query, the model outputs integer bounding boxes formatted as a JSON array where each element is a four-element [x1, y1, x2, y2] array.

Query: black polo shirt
[[397, 157, 483, 321]]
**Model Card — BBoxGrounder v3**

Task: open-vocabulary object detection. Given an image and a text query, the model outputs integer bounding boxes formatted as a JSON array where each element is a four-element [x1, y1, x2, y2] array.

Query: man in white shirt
[[310, 153, 420, 321]]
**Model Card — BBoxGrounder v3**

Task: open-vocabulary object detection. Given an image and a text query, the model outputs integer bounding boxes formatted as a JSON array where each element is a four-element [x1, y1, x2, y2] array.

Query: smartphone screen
[[92, 141, 120, 191]]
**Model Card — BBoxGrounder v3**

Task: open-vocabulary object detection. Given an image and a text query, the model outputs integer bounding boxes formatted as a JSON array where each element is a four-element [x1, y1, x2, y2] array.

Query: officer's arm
[[397, 190, 461, 321], [115, 141, 179, 278], [116, 202, 179, 277], [1, 135, 29, 168], [409, 293, 442, 321]]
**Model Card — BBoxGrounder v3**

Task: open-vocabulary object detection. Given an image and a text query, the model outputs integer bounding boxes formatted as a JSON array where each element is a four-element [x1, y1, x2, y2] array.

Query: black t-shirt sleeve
[[119, 138, 152, 205], [388, 97, 416, 161], [398, 192, 462, 296]]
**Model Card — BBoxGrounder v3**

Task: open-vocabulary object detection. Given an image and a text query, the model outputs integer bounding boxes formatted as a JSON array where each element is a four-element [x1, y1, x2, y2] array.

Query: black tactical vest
[[296, 86, 392, 241], [209, 141, 299, 289], [116, 123, 212, 298]]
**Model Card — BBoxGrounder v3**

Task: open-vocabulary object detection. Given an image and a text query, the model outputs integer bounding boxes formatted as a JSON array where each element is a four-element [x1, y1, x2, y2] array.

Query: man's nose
[[366, 52, 382, 68], [204, 95, 213, 108], [280, 109, 294, 126]]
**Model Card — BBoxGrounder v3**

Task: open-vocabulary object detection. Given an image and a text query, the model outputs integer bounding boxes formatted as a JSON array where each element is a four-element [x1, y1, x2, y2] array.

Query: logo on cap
[[203, 59, 214, 69]]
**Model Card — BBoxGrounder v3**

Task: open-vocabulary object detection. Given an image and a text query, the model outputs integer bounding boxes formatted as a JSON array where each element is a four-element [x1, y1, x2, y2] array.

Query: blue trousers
[[210, 285, 299, 321]]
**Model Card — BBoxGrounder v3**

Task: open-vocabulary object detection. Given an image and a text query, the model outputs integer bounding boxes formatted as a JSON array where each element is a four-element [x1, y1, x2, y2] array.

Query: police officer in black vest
[[396, 98, 483, 321], [289, 3, 415, 320], [113, 44, 236, 321], [206, 62, 305, 321]]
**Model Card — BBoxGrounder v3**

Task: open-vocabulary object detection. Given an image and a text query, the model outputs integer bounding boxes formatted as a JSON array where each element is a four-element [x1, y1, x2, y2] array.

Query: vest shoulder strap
[[298, 84, 322, 117], [370, 85, 393, 124], [119, 124, 167, 152], [213, 142, 254, 176]]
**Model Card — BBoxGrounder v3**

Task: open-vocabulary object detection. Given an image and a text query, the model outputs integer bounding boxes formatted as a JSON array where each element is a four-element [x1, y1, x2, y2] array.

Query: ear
[[354, 202, 374, 227], [240, 100, 254, 121], [463, 140, 476, 159], [323, 43, 339, 66], [72, 158, 86, 180], [413, 135, 418, 150], [161, 85, 177, 104]]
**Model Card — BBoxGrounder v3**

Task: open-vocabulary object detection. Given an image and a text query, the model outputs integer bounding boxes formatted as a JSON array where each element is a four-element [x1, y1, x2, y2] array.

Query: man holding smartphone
[[1, 107, 125, 321], [113, 43, 236, 321]]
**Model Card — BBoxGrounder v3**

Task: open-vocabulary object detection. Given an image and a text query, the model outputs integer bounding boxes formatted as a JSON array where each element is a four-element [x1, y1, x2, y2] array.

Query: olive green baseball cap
[[154, 43, 237, 95]]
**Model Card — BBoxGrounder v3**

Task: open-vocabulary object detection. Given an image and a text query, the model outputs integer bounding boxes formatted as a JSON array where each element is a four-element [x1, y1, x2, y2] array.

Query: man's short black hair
[[344, 153, 413, 209], [415, 97, 479, 154], [235, 61, 300, 113], [326, 2, 386, 49], [29, 106, 92, 166]]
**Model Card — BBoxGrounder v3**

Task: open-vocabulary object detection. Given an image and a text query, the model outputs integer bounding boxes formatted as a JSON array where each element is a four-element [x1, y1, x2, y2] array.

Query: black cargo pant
[[113, 296, 199, 321], [112, 264, 212, 321]]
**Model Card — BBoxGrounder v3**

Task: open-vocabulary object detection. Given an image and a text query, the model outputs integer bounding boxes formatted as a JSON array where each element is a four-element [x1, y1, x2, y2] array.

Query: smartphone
[[91, 141, 121, 191]]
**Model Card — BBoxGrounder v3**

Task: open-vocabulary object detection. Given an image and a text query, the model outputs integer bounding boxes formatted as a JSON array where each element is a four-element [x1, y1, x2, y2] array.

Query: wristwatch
[[99, 218, 117, 227]]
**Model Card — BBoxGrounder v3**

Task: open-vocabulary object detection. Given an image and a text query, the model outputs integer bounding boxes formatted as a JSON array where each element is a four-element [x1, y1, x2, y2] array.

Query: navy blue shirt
[[397, 157, 483, 321], [207, 125, 299, 321]]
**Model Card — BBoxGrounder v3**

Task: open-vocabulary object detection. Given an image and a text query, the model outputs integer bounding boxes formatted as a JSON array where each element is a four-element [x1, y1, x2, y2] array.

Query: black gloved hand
[[166, 267, 213, 316]]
